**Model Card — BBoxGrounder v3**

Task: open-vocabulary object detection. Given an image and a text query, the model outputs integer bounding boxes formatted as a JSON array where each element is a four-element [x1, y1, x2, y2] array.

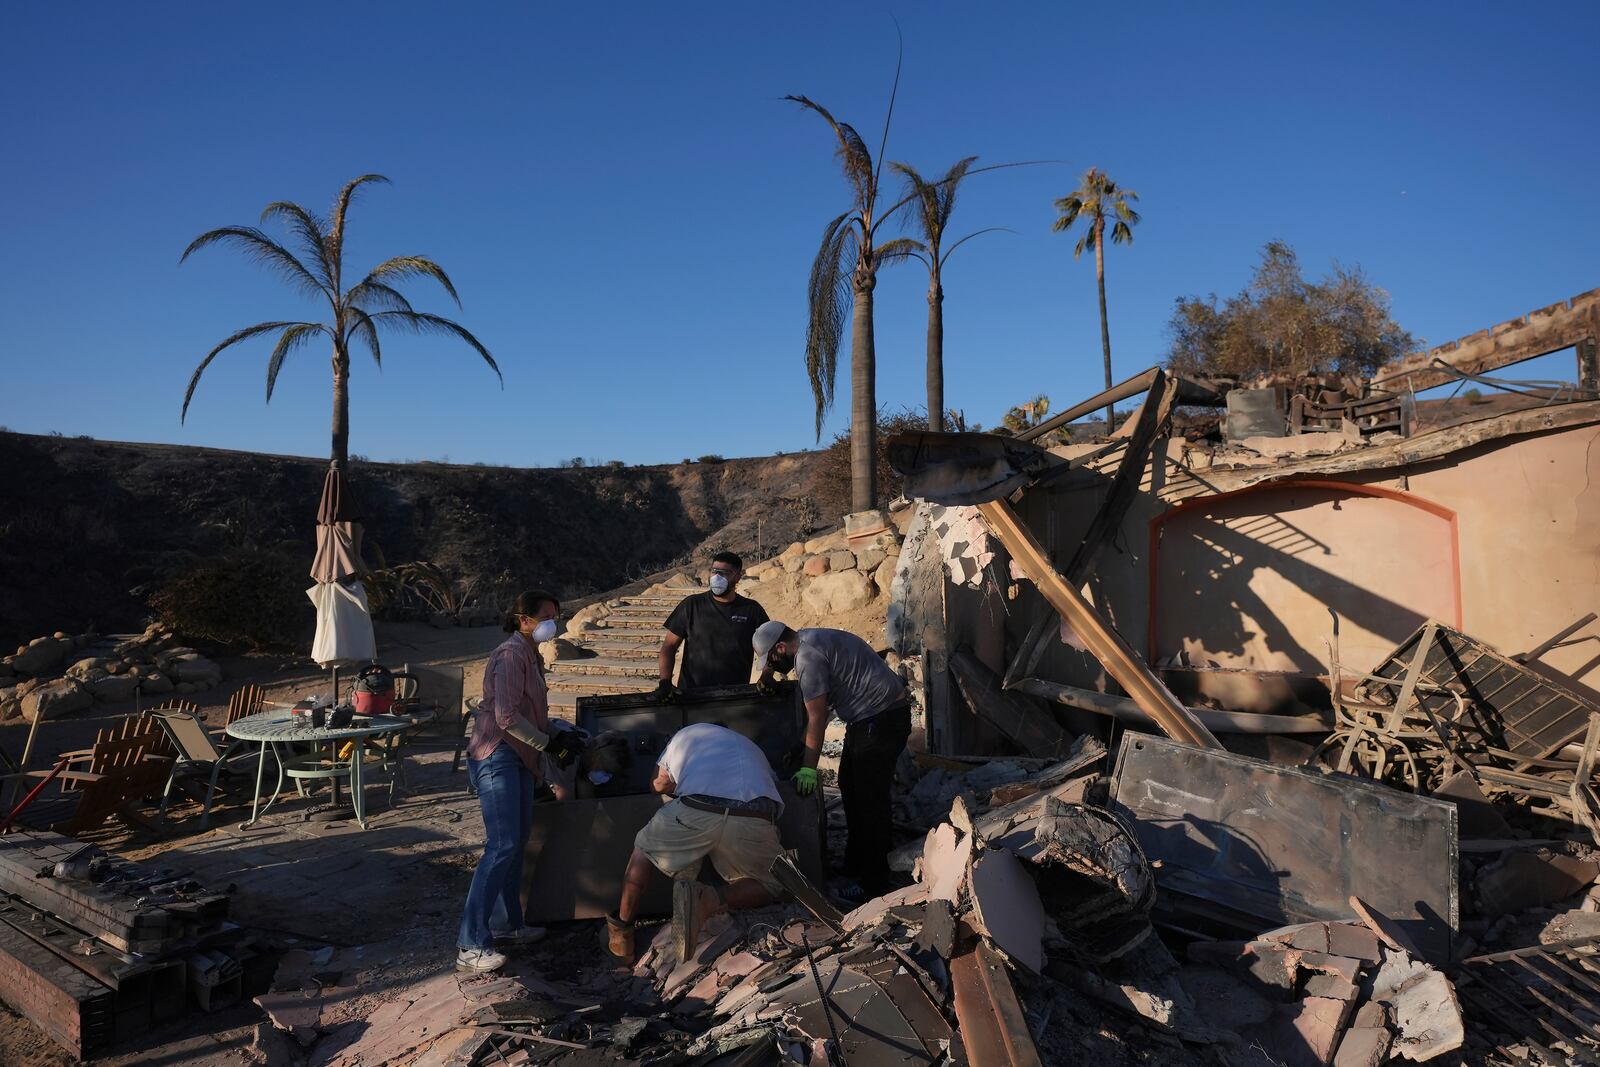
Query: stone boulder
[[21, 678, 93, 722], [89, 674, 140, 704], [873, 556, 897, 587], [66, 656, 111, 679], [804, 533, 843, 555], [169, 654, 222, 684], [782, 554, 806, 574], [802, 571, 877, 615], [779, 542, 806, 561], [827, 550, 857, 572], [802, 555, 831, 578], [139, 670, 175, 695], [11, 636, 72, 676], [0, 687, 20, 722], [855, 545, 887, 573]]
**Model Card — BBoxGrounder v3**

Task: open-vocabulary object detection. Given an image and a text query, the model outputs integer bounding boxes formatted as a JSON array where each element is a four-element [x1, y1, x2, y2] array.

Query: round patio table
[[225, 712, 416, 830]]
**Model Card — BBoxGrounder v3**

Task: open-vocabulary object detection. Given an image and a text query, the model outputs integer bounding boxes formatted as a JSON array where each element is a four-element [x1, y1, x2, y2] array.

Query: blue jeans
[[458, 745, 536, 949]]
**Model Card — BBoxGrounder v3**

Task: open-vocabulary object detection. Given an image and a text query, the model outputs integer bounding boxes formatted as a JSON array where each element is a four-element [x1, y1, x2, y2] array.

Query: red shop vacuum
[[350, 664, 416, 716]]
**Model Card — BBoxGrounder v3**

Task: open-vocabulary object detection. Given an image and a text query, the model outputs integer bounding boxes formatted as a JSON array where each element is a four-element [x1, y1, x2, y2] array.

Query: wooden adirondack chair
[[1, 710, 182, 836], [224, 684, 267, 728]]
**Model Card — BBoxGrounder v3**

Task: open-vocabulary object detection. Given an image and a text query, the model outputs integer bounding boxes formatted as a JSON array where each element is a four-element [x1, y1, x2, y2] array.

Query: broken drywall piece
[[1370, 948, 1464, 1062], [1383, 969, 1463, 1063], [769, 852, 844, 932], [840, 883, 929, 931], [920, 822, 973, 903], [950, 793, 974, 836], [967, 848, 1045, 974], [915, 899, 957, 959]]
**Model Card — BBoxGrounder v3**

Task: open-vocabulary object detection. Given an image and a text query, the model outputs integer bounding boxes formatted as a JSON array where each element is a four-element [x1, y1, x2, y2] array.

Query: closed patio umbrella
[[307, 463, 374, 699]]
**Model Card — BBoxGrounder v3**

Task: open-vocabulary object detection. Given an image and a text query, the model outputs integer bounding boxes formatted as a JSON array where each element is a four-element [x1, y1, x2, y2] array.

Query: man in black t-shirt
[[656, 552, 770, 697]]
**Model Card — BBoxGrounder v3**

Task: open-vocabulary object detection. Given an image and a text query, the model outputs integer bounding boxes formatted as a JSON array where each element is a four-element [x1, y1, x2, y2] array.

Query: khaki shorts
[[634, 798, 784, 894]]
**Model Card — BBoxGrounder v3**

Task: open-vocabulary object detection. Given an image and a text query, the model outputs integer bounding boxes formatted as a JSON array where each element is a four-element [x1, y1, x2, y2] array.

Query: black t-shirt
[[665, 592, 770, 690]]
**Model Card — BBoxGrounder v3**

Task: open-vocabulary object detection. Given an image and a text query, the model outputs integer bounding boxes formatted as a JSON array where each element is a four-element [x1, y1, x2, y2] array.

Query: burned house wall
[[1150, 483, 1460, 673], [899, 413, 1600, 753], [1403, 422, 1600, 684], [1052, 420, 1600, 688]]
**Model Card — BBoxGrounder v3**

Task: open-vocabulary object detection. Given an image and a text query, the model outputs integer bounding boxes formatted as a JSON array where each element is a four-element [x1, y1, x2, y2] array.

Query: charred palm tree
[[1053, 168, 1140, 430], [789, 79, 921, 515], [179, 174, 499, 465], [891, 157, 1018, 433]]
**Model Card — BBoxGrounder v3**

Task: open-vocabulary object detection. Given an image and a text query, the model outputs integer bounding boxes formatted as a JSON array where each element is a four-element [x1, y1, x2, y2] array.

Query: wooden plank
[[950, 653, 1076, 760], [977, 499, 1222, 750], [1005, 373, 1179, 688], [951, 943, 1044, 1067], [0, 911, 114, 1058]]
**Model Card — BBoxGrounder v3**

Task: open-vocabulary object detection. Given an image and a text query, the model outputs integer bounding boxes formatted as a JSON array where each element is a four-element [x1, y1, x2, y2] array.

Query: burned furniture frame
[[1316, 615, 1600, 829], [1457, 935, 1600, 1063]]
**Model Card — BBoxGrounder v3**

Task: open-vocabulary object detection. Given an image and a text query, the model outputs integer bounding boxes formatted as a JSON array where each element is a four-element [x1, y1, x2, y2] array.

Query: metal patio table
[[224, 712, 415, 830]]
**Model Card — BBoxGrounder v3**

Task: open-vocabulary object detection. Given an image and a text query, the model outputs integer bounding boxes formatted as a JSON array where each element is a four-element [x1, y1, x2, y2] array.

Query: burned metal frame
[[1458, 935, 1600, 1063]]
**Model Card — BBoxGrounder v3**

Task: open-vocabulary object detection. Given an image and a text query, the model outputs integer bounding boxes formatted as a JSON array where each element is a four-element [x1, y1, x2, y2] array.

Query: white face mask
[[531, 619, 558, 643], [709, 574, 732, 596]]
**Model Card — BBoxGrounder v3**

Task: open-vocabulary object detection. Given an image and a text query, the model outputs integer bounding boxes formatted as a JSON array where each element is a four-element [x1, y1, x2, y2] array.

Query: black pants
[[839, 704, 912, 893]]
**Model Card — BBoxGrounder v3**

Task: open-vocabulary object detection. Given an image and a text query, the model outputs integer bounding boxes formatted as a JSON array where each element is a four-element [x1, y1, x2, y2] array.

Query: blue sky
[[2, 3, 1597, 466]]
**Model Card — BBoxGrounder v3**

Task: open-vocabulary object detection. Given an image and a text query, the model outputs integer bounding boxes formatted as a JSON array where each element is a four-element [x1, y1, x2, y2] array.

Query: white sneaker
[[494, 925, 546, 946], [455, 947, 507, 972]]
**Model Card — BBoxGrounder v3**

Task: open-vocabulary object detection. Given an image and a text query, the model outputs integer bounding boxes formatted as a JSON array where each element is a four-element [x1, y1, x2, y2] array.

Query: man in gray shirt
[[753, 621, 910, 899]]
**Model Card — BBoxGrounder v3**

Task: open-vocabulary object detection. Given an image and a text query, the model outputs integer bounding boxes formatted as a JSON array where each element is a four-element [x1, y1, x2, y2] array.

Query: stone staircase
[[546, 585, 696, 711]]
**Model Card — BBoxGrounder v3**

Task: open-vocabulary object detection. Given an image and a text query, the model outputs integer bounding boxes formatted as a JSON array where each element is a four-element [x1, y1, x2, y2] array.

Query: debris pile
[[0, 829, 249, 1058]]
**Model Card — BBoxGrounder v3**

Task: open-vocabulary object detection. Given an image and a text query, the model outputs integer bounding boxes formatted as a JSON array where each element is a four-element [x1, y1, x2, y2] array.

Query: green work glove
[[791, 767, 819, 797]]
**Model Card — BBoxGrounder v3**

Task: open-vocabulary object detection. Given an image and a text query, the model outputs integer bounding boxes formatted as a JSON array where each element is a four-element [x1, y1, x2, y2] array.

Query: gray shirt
[[795, 627, 906, 725]]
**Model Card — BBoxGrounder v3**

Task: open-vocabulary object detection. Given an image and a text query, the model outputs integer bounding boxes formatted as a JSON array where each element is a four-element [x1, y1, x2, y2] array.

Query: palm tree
[[179, 174, 499, 466], [892, 158, 1015, 433], [788, 88, 921, 515], [1053, 168, 1140, 431]]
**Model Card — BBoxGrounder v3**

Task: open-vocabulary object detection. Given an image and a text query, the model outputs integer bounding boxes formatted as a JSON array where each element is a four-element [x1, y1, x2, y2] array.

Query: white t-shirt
[[656, 723, 782, 812]]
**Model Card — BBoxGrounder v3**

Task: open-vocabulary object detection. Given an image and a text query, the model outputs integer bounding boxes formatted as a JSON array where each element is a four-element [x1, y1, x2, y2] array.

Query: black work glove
[[654, 679, 679, 704], [755, 676, 780, 698], [544, 729, 586, 769]]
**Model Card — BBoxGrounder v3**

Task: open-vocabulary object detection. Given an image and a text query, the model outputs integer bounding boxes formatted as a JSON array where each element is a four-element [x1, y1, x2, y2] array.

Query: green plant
[[1054, 168, 1141, 428], [150, 546, 309, 649], [696, 454, 725, 464], [364, 560, 483, 619], [180, 174, 500, 466]]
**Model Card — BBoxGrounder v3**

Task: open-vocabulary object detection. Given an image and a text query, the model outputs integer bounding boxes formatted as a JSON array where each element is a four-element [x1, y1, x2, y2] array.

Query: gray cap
[[752, 620, 788, 661]]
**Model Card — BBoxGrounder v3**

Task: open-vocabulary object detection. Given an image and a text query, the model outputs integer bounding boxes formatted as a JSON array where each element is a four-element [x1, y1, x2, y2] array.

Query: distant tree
[[789, 77, 922, 515], [180, 175, 499, 466], [1164, 241, 1417, 380], [892, 158, 1016, 433], [1053, 168, 1141, 429], [1000, 396, 1071, 445], [810, 407, 931, 517]]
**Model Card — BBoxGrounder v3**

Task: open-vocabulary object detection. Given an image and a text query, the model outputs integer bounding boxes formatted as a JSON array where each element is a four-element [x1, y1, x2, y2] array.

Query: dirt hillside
[[0, 432, 827, 649]]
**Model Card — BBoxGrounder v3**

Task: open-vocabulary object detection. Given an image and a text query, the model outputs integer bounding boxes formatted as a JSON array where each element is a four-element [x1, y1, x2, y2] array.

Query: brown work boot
[[671, 880, 725, 964], [605, 913, 634, 963]]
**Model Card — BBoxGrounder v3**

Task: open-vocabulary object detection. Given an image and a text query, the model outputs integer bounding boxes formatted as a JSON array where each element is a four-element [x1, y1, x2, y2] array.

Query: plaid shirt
[[467, 632, 548, 774]]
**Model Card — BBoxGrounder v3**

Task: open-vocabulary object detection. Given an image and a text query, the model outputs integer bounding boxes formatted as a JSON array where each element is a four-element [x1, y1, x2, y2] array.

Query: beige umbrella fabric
[[307, 465, 375, 685]]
